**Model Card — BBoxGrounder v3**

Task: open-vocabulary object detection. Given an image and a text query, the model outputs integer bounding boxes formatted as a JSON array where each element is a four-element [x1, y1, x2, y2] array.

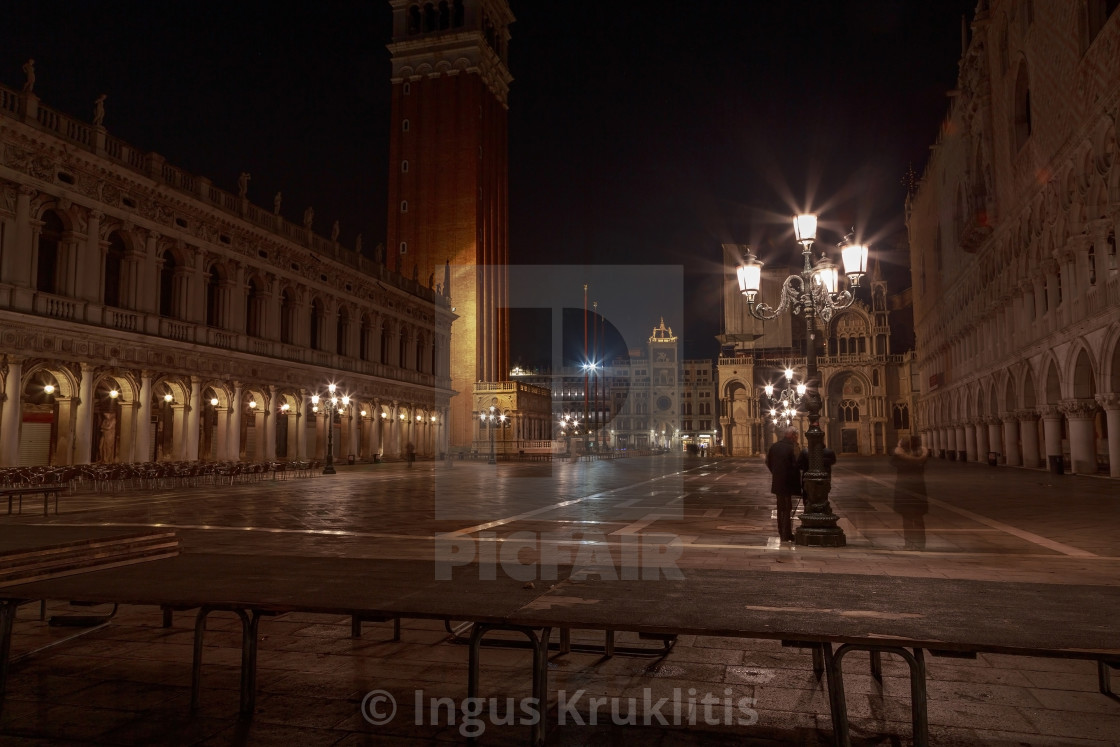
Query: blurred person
[[891, 435, 930, 550], [766, 426, 801, 543]]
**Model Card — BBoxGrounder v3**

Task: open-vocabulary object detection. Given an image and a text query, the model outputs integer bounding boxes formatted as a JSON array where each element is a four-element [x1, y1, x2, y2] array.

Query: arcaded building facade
[[0, 80, 453, 467], [907, 0, 1120, 476]]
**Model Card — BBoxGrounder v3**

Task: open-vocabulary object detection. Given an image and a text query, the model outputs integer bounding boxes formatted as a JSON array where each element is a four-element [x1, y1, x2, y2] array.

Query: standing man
[[766, 426, 801, 543]]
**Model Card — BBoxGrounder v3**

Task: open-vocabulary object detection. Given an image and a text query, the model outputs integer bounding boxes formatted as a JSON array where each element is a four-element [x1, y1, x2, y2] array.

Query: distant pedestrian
[[405, 441, 416, 467], [765, 426, 801, 543], [891, 436, 929, 550]]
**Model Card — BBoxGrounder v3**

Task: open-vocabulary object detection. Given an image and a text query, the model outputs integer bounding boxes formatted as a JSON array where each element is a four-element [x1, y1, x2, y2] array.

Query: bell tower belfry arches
[[386, 0, 514, 448]]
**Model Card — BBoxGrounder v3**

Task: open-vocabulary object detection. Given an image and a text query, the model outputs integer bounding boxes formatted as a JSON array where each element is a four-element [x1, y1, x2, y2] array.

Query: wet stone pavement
[[2, 454, 1119, 745]]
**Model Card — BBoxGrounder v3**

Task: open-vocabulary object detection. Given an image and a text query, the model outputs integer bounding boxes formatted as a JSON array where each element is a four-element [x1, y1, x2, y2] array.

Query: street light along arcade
[[735, 214, 868, 547]]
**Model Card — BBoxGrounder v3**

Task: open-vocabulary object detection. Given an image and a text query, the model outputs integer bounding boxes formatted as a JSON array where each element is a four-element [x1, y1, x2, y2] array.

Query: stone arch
[[1071, 346, 1097, 400], [1043, 358, 1063, 405], [1102, 323, 1120, 393]]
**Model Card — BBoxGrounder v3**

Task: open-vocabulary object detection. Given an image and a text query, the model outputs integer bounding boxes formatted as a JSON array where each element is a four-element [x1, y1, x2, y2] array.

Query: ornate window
[[893, 404, 910, 430], [36, 210, 63, 294], [839, 399, 860, 423]]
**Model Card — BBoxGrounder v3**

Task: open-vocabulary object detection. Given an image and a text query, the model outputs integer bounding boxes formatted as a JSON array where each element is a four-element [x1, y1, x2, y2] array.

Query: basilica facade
[[0, 80, 453, 467], [907, 0, 1119, 476]]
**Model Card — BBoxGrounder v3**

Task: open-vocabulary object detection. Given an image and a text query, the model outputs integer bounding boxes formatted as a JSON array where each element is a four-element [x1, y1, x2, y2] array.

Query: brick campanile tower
[[386, 0, 512, 449]]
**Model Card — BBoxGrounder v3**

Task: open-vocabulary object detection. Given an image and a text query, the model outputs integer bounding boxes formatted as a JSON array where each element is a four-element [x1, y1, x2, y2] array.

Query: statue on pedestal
[[238, 172, 251, 200], [21, 59, 35, 93], [98, 412, 117, 463], [93, 94, 107, 127]]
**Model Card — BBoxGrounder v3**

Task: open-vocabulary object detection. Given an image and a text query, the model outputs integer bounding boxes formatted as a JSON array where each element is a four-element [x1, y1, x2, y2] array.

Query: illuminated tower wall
[[387, 0, 512, 448]]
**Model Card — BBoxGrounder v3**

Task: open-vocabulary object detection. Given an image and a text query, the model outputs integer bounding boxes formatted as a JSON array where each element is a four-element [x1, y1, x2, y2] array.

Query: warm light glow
[[311, 394, 320, 405], [736, 252, 763, 298], [210, 397, 219, 406], [431, 415, 436, 421], [43, 384, 55, 394], [764, 384, 774, 397], [248, 400, 257, 409], [793, 214, 818, 244], [416, 414, 421, 421], [841, 241, 869, 286], [815, 257, 839, 294], [328, 383, 336, 394], [341, 396, 350, 406], [280, 403, 290, 412], [312, 405, 319, 413], [796, 383, 807, 396], [770, 408, 777, 417], [784, 368, 794, 381], [380, 411, 387, 419], [164, 393, 173, 402], [109, 389, 119, 399], [399, 413, 405, 420], [360, 410, 368, 417]]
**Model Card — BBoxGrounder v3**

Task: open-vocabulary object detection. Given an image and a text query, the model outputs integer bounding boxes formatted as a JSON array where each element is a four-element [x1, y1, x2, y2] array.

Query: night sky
[[3, 0, 975, 360]]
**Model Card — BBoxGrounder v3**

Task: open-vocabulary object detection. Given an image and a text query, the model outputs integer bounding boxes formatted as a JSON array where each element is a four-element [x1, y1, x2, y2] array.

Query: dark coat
[[766, 438, 800, 495]]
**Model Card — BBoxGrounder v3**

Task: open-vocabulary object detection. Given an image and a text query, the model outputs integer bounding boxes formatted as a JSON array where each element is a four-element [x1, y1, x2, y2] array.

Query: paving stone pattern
[[2, 454, 1118, 745]]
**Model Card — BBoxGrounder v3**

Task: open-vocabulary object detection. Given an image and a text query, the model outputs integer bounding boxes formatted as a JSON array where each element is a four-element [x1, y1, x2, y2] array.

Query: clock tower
[[386, 0, 513, 448]]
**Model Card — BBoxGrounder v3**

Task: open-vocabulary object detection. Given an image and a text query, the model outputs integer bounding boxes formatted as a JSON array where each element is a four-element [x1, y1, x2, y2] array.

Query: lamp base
[[794, 511, 846, 547]]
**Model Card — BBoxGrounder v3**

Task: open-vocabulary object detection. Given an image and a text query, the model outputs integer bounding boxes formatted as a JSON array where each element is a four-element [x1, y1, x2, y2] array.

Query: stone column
[[228, 383, 243, 461], [141, 232, 162, 317], [7, 186, 36, 291], [78, 210, 103, 303], [215, 405, 229, 463], [1017, 410, 1040, 468], [0, 358, 23, 466], [1062, 399, 1099, 475], [975, 420, 989, 462], [1000, 413, 1020, 466], [313, 407, 325, 459], [348, 406, 360, 460], [135, 373, 152, 463], [52, 395, 74, 465], [389, 403, 401, 457], [72, 363, 95, 466], [986, 417, 1002, 462], [964, 422, 978, 462], [1041, 406, 1064, 469], [1096, 394, 1120, 478], [264, 386, 278, 460], [185, 377, 201, 461], [296, 390, 308, 459], [170, 403, 186, 460], [372, 406, 383, 457]]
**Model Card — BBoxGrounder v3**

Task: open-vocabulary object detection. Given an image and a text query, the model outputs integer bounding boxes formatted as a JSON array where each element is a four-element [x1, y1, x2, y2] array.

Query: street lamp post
[[479, 405, 505, 465], [312, 383, 349, 475], [736, 214, 868, 547]]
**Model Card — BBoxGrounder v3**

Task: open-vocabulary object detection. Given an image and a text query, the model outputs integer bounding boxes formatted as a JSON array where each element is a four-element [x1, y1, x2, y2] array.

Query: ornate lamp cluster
[[733, 213, 870, 547], [764, 368, 806, 427], [736, 214, 868, 324], [311, 383, 349, 474]]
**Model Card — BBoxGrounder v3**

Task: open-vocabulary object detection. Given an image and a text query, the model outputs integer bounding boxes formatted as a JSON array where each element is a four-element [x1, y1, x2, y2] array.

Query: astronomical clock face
[[655, 350, 675, 363], [657, 395, 673, 412]]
